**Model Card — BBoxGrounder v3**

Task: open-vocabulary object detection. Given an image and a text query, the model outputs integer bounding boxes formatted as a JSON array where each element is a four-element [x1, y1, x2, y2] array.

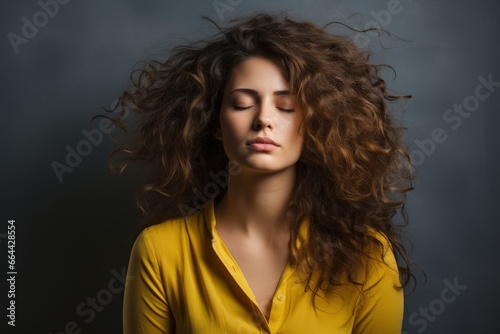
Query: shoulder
[[130, 211, 208, 264], [361, 227, 402, 290], [141, 216, 188, 244], [351, 228, 405, 332]]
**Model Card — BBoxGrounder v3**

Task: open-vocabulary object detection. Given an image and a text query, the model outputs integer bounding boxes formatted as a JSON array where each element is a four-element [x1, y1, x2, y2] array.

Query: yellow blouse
[[123, 199, 403, 333]]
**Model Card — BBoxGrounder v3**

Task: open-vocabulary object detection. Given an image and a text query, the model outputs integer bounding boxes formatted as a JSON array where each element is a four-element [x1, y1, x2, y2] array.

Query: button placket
[[268, 263, 295, 332]]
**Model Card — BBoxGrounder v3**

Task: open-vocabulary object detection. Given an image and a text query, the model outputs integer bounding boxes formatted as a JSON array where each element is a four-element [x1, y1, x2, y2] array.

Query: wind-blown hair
[[108, 13, 415, 302]]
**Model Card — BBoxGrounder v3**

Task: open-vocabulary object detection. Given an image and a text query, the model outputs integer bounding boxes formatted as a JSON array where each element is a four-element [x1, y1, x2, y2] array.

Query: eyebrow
[[229, 88, 291, 97]]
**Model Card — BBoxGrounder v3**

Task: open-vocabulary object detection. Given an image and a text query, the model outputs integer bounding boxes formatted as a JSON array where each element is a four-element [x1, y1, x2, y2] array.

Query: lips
[[247, 137, 280, 151]]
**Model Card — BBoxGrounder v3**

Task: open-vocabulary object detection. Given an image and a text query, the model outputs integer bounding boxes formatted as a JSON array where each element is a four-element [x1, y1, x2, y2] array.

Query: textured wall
[[1, 0, 499, 332]]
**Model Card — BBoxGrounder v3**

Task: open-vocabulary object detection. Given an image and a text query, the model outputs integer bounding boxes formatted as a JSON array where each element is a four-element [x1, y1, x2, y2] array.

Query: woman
[[112, 13, 414, 333]]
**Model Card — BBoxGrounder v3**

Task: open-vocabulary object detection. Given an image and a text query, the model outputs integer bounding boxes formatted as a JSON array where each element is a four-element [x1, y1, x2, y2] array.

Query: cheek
[[289, 127, 305, 156], [219, 115, 247, 158], [220, 116, 236, 141], [220, 113, 247, 140], [218, 120, 244, 160], [282, 118, 303, 143]]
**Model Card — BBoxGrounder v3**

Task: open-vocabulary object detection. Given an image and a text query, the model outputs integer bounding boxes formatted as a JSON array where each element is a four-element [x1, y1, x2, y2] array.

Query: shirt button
[[277, 295, 284, 301]]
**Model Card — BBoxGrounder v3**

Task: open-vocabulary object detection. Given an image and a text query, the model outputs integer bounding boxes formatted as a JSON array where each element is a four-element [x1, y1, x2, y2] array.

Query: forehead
[[225, 57, 289, 92]]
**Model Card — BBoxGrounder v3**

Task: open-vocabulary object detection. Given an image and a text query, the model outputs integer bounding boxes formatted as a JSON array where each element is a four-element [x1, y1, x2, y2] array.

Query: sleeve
[[123, 228, 175, 334], [352, 235, 404, 334]]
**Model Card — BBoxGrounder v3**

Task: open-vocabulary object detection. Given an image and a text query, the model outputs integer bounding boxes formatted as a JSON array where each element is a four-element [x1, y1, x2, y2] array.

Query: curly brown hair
[[108, 13, 415, 303]]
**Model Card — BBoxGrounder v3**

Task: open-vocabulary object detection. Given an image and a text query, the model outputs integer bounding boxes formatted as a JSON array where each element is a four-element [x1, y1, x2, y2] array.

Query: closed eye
[[232, 105, 253, 110]]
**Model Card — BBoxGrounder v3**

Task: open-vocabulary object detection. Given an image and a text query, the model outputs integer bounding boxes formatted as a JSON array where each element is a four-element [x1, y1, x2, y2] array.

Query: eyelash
[[233, 106, 252, 111], [232, 105, 294, 112]]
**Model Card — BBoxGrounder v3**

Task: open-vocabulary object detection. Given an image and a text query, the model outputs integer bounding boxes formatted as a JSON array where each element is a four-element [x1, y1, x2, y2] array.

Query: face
[[215, 56, 304, 174]]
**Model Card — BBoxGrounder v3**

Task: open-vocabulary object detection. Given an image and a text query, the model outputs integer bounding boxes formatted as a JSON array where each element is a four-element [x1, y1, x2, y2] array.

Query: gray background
[[1, 0, 499, 333]]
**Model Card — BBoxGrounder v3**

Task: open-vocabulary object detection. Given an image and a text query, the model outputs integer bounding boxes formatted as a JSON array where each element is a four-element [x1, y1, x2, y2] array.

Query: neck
[[215, 164, 297, 240]]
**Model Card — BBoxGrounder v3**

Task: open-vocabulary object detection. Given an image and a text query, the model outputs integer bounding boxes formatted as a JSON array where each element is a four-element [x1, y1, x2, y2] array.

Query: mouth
[[246, 137, 280, 151]]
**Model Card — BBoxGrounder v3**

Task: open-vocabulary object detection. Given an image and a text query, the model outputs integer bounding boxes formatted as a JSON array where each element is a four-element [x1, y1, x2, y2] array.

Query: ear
[[212, 125, 223, 140]]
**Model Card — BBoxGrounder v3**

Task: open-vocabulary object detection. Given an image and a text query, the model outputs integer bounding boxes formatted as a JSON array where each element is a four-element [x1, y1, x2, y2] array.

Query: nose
[[252, 102, 275, 131]]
